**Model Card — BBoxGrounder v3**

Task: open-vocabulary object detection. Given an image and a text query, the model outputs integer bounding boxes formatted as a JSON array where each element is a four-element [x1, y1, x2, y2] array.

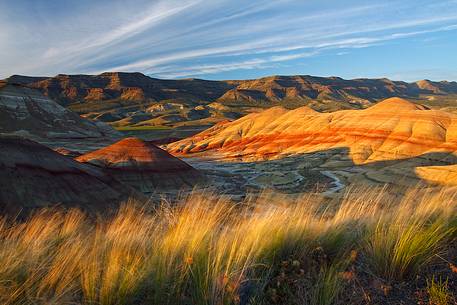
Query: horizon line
[[4, 71, 457, 83]]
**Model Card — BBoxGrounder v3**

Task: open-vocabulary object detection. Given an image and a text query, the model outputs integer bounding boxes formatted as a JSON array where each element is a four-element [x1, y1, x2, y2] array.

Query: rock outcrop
[[0, 84, 120, 141], [76, 137, 205, 193], [166, 98, 457, 164], [0, 136, 139, 213]]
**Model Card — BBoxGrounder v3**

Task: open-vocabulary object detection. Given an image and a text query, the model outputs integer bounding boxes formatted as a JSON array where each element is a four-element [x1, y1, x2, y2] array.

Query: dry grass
[[0, 187, 455, 305], [364, 190, 456, 282]]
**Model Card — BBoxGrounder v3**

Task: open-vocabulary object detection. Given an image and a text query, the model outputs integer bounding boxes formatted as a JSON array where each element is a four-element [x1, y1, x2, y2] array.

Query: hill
[[165, 97, 457, 188], [166, 97, 457, 163], [76, 137, 205, 193], [0, 136, 139, 213], [0, 83, 120, 141], [4, 73, 457, 129]]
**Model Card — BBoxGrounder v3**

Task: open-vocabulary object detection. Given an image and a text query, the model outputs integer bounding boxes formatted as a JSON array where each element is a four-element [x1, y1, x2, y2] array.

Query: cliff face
[[165, 98, 457, 164]]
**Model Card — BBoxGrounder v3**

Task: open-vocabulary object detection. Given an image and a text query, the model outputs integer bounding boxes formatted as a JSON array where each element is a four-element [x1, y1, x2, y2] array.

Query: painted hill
[[76, 137, 205, 193], [0, 83, 120, 141], [0, 136, 138, 213], [165, 97, 457, 164], [4, 73, 457, 129]]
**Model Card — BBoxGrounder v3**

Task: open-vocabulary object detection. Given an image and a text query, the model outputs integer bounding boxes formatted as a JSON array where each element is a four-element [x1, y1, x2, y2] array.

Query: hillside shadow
[[191, 147, 457, 196]]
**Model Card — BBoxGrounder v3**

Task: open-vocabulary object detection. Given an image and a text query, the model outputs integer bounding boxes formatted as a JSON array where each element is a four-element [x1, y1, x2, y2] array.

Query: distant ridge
[[4, 72, 457, 106], [5, 72, 233, 106], [4, 72, 457, 128]]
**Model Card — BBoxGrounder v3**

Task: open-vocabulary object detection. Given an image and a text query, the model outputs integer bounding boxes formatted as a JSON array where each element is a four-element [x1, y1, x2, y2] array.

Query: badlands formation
[[0, 135, 205, 212], [4, 73, 457, 129], [0, 83, 120, 141], [0, 82, 207, 210], [166, 98, 457, 188], [77, 137, 204, 193], [0, 136, 138, 213]]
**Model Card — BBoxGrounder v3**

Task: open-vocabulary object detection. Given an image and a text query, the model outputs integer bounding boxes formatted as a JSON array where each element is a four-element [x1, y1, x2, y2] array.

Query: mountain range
[[4, 72, 457, 129]]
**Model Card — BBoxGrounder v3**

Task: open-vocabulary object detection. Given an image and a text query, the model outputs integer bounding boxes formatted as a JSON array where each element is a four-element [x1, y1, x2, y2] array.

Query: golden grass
[[364, 190, 456, 281], [0, 187, 455, 305]]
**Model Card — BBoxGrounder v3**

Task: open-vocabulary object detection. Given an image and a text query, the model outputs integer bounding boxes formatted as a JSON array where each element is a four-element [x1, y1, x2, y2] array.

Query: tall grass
[[0, 187, 455, 305], [364, 189, 457, 281]]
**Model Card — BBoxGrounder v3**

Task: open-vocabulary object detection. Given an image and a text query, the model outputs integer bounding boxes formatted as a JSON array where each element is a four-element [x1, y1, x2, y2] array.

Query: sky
[[0, 0, 457, 81]]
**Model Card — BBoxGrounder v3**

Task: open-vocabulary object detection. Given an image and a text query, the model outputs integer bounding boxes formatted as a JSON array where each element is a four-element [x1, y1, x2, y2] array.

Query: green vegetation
[[68, 99, 150, 114], [0, 188, 455, 305], [114, 125, 172, 131], [426, 276, 454, 305], [309, 263, 345, 305]]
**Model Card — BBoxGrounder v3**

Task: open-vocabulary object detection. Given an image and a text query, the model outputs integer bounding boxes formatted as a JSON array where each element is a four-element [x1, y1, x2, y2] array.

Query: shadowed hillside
[[76, 137, 206, 193], [0, 83, 120, 141], [0, 136, 139, 214]]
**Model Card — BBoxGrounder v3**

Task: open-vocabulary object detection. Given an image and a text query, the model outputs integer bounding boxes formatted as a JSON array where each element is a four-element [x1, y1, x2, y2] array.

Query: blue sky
[[1, 0, 456, 81]]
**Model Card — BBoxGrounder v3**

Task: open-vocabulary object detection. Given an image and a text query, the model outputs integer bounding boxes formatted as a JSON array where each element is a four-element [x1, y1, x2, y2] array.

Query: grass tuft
[[427, 276, 454, 305]]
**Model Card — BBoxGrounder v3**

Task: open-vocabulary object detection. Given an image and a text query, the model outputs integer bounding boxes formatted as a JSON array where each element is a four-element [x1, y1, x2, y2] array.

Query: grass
[[364, 190, 456, 281], [310, 263, 345, 305], [426, 276, 454, 305], [0, 187, 455, 305]]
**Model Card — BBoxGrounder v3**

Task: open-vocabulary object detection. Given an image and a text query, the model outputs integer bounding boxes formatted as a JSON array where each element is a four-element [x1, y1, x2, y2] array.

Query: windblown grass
[[0, 187, 455, 305], [364, 190, 456, 281]]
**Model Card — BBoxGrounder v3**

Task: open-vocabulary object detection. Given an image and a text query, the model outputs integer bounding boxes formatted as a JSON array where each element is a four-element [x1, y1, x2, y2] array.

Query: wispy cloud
[[108, 23, 457, 78], [0, 0, 456, 80], [43, 1, 201, 59]]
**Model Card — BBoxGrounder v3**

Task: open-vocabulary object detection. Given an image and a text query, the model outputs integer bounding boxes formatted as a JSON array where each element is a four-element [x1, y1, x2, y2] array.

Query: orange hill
[[77, 137, 205, 193], [165, 98, 457, 164]]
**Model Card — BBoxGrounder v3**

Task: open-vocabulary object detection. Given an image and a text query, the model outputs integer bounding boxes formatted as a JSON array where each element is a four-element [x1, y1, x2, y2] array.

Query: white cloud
[[1, 0, 457, 79]]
